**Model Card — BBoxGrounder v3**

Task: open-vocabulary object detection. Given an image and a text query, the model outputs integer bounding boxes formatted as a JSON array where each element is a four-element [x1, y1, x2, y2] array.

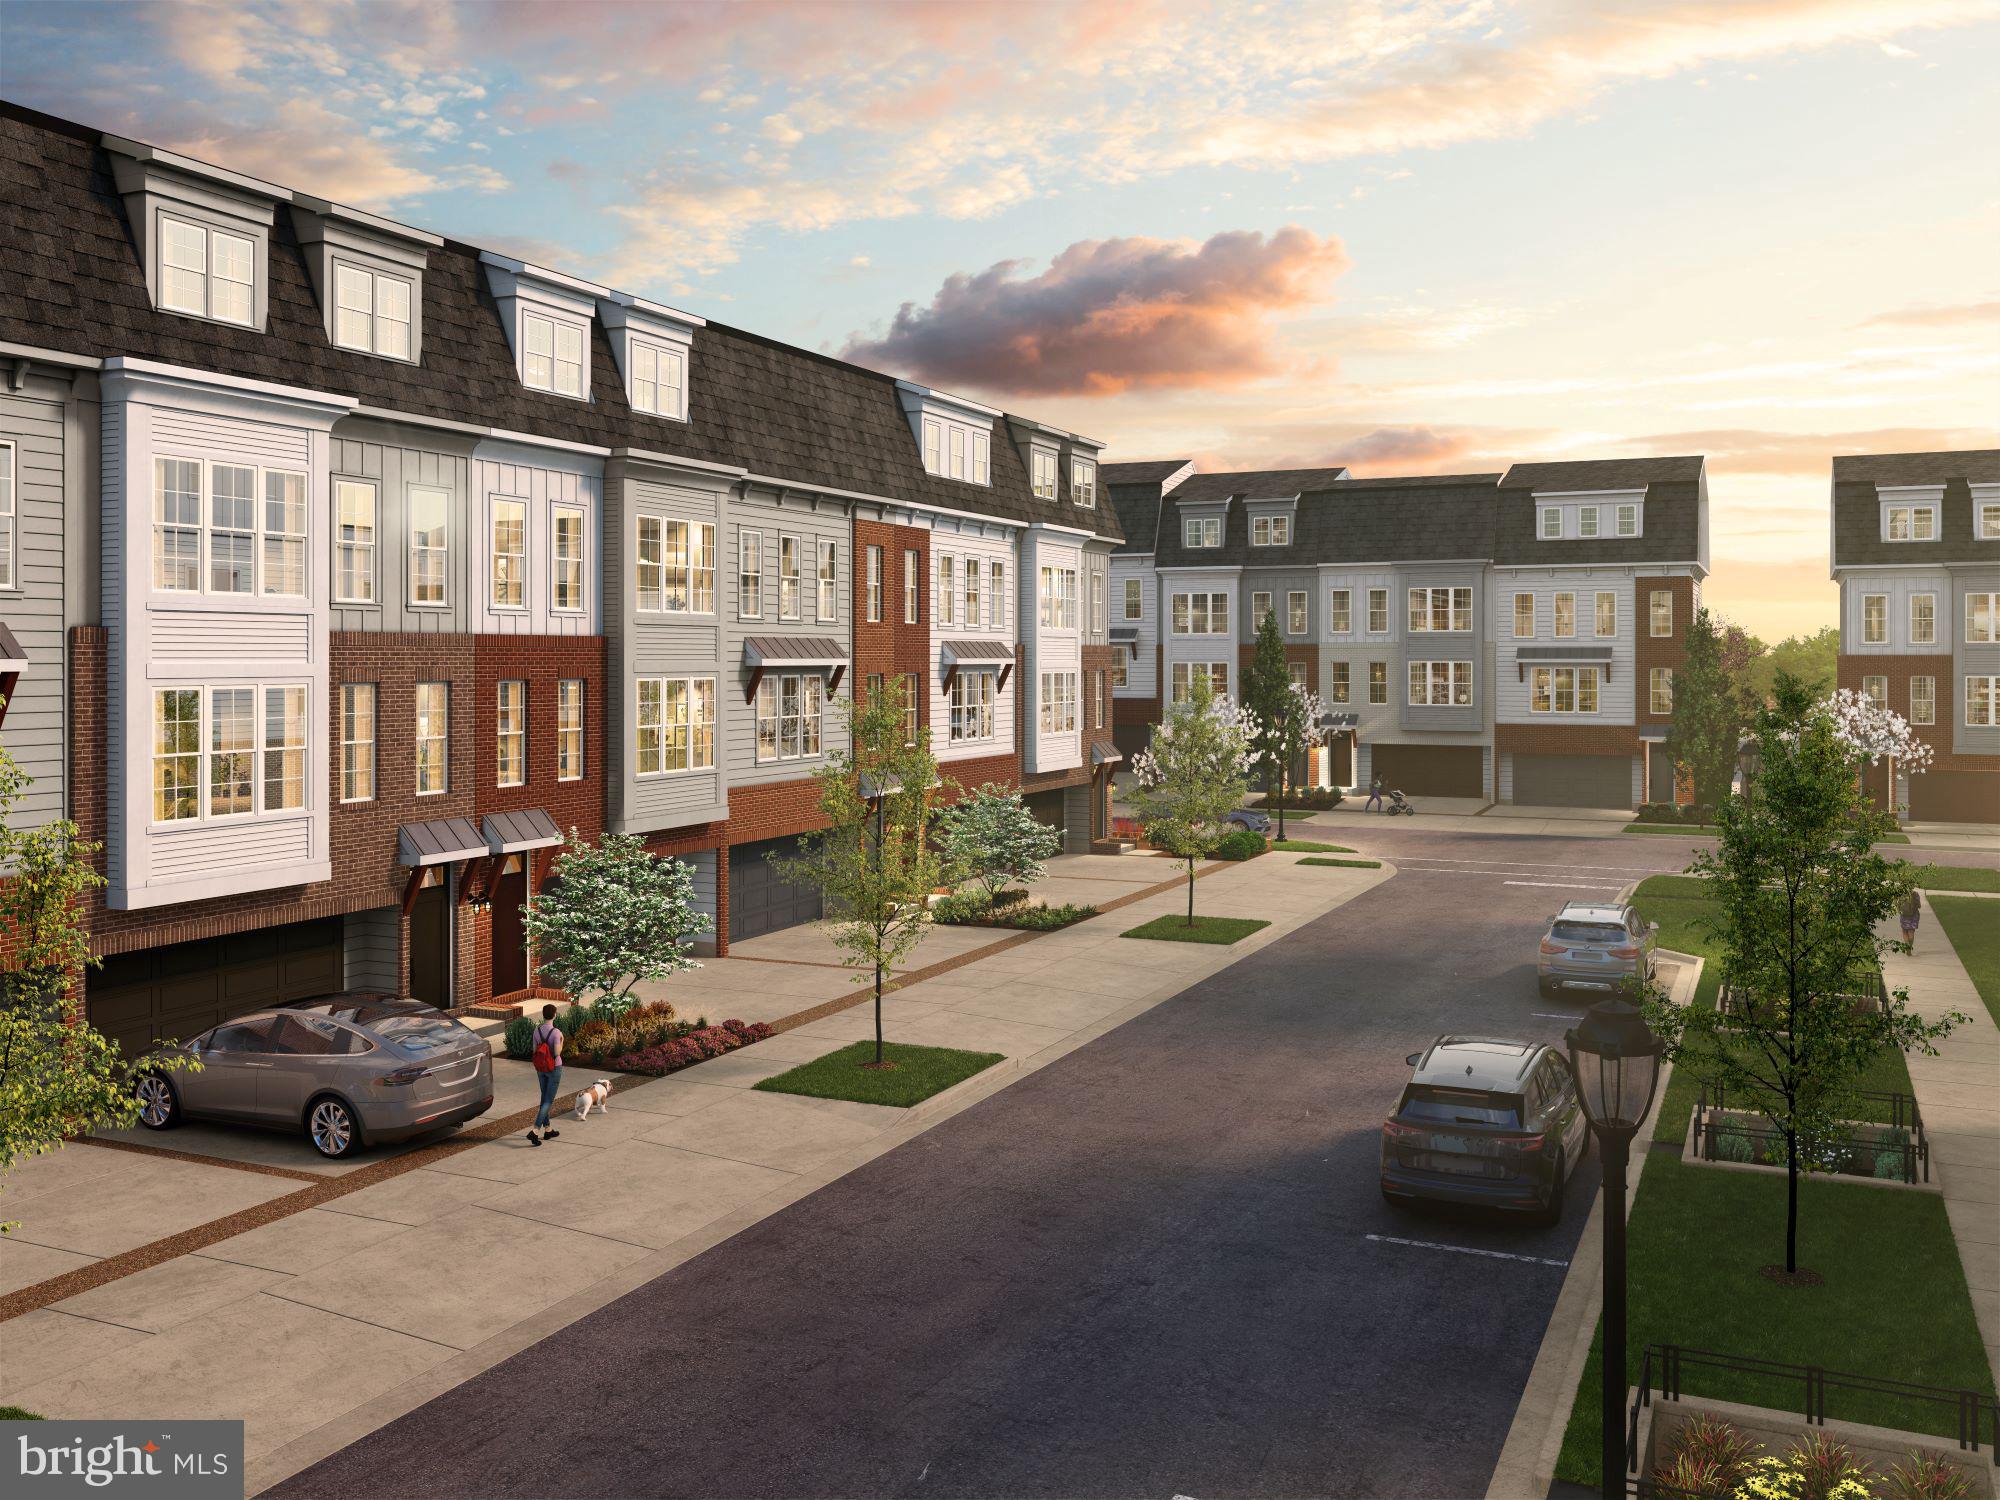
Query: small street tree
[[1825, 685, 1934, 821], [0, 735, 193, 1233], [935, 782, 1061, 908], [521, 830, 709, 1015], [1127, 672, 1258, 926], [1642, 677, 1960, 1276], [774, 684, 958, 1067], [1666, 606, 1753, 813], [1271, 683, 1329, 840], [1242, 610, 1291, 827]]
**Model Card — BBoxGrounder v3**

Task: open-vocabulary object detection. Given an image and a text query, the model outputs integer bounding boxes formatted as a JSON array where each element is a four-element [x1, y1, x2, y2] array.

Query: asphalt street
[[270, 825, 1985, 1500]]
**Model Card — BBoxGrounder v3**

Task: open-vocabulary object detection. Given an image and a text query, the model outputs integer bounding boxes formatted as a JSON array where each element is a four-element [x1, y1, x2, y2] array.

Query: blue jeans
[[534, 1066, 562, 1129]]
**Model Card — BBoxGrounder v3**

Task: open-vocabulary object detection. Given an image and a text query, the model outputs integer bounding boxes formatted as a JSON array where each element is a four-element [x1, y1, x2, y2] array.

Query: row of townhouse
[[1831, 448, 2000, 823], [0, 102, 1124, 1057], [1103, 456, 1712, 810]]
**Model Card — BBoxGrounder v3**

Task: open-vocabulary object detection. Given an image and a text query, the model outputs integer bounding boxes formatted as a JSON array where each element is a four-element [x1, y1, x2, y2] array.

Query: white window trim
[[1862, 675, 1888, 710], [1513, 591, 1535, 639], [635, 676, 719, 776], [414, 681, 450, 796], [1406, 585, 1474, 634], [1910, 592, 1936, 646], [626, 334, 689, 421], [1183, 515, 1222, 548], [1539, 506, 1562, 539], [1594, 590, 1618, 639], [865, 545, 882, 623], [1909, 675, 1935, 727], [815, 539, 839, 623], [1968, 675, 2000, 728], [1649, 666, 1674, 716], [1168, 661, 1231, 706], [1287, 590, 1308, 635], [0, 440, 17, 592], [557, 678, 586, 782], [754, 673, 826, 762], [519, 307, 590, 400], [1861, 592, 1889, 646], [149, 682, 311, 827], [329, 474, 378, 606], [1528, 665, 1600, 716], [490, 496, 528, 611], [1170, 591, 1229, 637], [1366, 588, 1389, 635], [1881, 502, 1939, 543], [406, 484, 450, 609], [1123, 577, 1144, 620], [778, 533, 803, 622], [496, 680, 528, 788], [739, 531, 764, 619], [1406, 659, 1475, 709], [904, 549, 920, 625], [339, 681, 375, 804], [1649, 590, 1673, 639], [154, 457, 311, 601], [1327, 588, 1351, 635], [332, 260, 416, 362], [157, 212, 258, 328], [1071, 458, 1096, 508], [1966, 593, 2000, 646], [1553, 591, 1577, 640], [948, 668, 999, 743], [552, 503, 587, 615]]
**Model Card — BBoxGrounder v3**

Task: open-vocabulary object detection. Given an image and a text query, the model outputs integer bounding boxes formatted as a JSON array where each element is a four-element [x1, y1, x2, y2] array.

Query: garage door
[[1368, 743, 1483, 798], [87, 917, 344, 1059], [1024, 789, 1067, 833], [1512, 752, 1636, 810], [729, 835, 824, 943], [1909, 769, 2000, 824]]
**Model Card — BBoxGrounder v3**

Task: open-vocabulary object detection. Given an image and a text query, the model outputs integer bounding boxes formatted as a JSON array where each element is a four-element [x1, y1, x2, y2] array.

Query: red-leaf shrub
[[608, 1019, 774, 1076]]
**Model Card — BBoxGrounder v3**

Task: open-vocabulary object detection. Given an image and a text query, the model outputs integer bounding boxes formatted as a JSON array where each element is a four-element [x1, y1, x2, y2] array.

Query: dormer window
[[1031, 450, 1058, 500], [630, 341, 686, 419], [525, 312, 586, 398], [333, 264, 413, 360], [1072, 458, 1097, 508], [1184, 515, 1222, 548], [1537, 493, 1642, 540], [161, 217, 255, 325], [109, 138, 280, 332], [1577, 505, 1598, 538], [1251, 515, 1291, 546], [290, 195, 437, 364], [1539, 506, 1561, 539], [1884, 504, 1936, 541], [898, 383, 998, 487], [1978, 497, 2000, 539], [1616, 504, 1640, 537], [484, 253, 606, 403], [598, 293, 702, 423]]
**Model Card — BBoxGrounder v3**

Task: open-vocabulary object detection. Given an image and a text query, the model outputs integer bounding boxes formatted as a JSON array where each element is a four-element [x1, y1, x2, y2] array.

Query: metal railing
[[1628, 1343, 1999, 1473], [1718, 975, 1888, 1021], [1691, 1085, 1928, 1184]]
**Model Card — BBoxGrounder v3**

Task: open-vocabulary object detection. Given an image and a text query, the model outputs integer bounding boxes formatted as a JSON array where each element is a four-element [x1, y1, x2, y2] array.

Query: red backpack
[[531, 1023, 560, 1074]]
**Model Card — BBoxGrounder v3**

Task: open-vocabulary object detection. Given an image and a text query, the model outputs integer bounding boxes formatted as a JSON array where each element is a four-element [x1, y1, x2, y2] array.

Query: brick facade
[[1837, 653, 1975, 770], [853, 518, 930, 737], [1635, 576, 1694, 733]]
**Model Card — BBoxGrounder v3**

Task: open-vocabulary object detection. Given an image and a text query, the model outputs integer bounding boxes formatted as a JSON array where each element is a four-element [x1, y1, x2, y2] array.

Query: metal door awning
[[1090, 739, 1124, 767], [398, 817, 488, 866], [1515, 644, 1615, 681], [743, 635, 848, 700], [1108, 626, 1139, 659], [484, 808, 564, 854]]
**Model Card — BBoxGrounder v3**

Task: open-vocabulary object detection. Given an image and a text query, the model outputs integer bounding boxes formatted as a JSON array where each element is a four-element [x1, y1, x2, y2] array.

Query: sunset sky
[[4, 0, 1996, 640]]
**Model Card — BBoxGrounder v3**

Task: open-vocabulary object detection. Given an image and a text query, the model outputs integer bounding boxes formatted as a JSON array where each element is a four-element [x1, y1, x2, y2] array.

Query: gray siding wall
[[1493, 565, 1641, 725], [1842, 570, 1956, 655], [723, 489, 852, 789], [1395, 565, 1485, 735], [1954, 569, 2000, 757], [471, 440, 603, 637], [1109, 553, 1155, 699], [1242, 565, 1319, 642], [342, 907, 402, 992], [0, 375, 72, 832], [329, 420, 477, 632]]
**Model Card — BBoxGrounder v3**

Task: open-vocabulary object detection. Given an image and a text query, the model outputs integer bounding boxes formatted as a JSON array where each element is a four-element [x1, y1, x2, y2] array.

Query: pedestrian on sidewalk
[[528, 1003, 563, 1146], [1899, 889, 1922, 953], [1365, 775, 1384, 813]]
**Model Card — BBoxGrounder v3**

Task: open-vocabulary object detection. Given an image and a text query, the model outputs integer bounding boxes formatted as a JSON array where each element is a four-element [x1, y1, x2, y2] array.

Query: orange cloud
[[1630, 427, 1998, 476], [1861, 300, 2000, 328], [841, 227, 1349, 398]]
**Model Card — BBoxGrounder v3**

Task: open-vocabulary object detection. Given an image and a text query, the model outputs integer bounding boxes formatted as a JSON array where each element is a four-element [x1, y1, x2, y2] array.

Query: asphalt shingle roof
[[1498, 456, 1705, 490], [0, 103, 1120, 544], [1829, 450, 2000, 568]]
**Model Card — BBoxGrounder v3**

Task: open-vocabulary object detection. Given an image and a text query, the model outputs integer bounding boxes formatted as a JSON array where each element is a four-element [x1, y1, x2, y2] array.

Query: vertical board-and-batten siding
[[471, 440, 602, 637], [1492, 566, 1640, 725], [0, 378, 70, 830], [928, 515, 1018, 769], [328, 425, 476, 633]]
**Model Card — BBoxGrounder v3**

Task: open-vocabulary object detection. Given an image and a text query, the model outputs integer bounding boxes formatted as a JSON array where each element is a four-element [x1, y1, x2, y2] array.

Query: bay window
[[639, 676, 719, 774], [1407, 660, 1474, 708], [152, 684, 309, 823]]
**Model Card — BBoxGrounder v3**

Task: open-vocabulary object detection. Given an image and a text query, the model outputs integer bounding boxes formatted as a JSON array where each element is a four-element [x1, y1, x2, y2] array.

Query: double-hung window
[[778, 535, 801, 620], [1366, 588, 1388, 633], [755, 674, 824, 761], [339, 683, 375, 802], [1407, 660, 1474, 708], [0, 442, 13, 590], [1408, 587, 1472, 632], [1861, 593, 1888, 645], [496, 681, 526, 787], [1252, 591, 1273, 630], [1328, 661, 1350, 703], [1031, 450, 1058, 500], [1594, 591, 1617, 638], [991, 560, 1007, 631], [333, 264, 413, 359], [261, 471, 306, 598], [1616, 504, 1639, 536], [1966, 593, 2000, 644], [1328, 589, 1351, 634], [491, 499, 526, 608], [1885, 505, 1937, 541], [1183, 516, 1221, 548], [160, 215, 254, 326], [964, 557, 982, 628], [629, 340, 686, 419], [1040, 567, 1077, 628], [1649, 668, 1673, 716], [1092, 572, 1108, 633], [1553, 592, 1576, 638], [1981, 503, 2000, 540], [865, 545, 883, 622], [151, 684, 309, 823], [949, 670, 997, 742], [1911, 593, 1936, 646], [938, 555, 956, 627], [1125, 577, 1144, 620], [1968, 676, 2000, 727], [1071, 459, 1096, 507], [1287, 591, 1308, 634], [904, 550, 920, 624], [1252, 514, 1291, 546], [1513, 592, 1535, 638], [1530, 667, 1598, 714], [553, 505, 585, 613], [638, 517, 716, 613], [637, 677, 717, 774], [816, 539, 838, 622], [557, 679, 584, 780], [739, 532, 763, 617], [1170, 592, 1227, 635], [523, 311, 585, 398], [1038, 672, 1077, 733], [409, 486, 448, 606], [1910, 676, 1935, 726], [1539, 506, 1561, 539], [923, 420, 942, 473], [1578, 505, 1599, 538], [1368, 662, 1387, 704], [415, 682, 449, 794], [206, 464, 255, 594], [1650, 590, 1673, 637], [1862, 675, 1888, 710], [155, 460, 309, 598], [949, 427, 967, 481], [1110, 653, 1129, 690]]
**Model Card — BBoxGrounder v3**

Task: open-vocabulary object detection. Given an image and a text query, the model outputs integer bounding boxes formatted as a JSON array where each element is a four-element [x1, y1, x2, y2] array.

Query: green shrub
[[1252, 786, 1344, 810], [0, 1406, 44, 1419], [1210, 828, 1267, 861], [1874, 1149, 1908, 1181], [1003, 902, 1097, 931], [1712, 1120, 1755, 1163], [932, 889, 994, 925], [503, 1016, 536, 1058]]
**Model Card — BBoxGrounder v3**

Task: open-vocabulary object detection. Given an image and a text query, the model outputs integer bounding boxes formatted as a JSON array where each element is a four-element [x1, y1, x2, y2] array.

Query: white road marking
[[1533, 1012, 1581, 1019], [1391, 854, 1670, 874], [1366, 1233, 1570, 1268], [1502, 879, 1624, 891]]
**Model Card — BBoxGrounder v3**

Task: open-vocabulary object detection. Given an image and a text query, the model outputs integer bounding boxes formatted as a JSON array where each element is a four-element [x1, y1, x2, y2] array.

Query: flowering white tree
[[935, 783, 1063, 907], [521, 831, 708, 1015], [1272, 684, 1330, 839], [1128, 673, 1260, 926], [1824, 687, 1933, 818]]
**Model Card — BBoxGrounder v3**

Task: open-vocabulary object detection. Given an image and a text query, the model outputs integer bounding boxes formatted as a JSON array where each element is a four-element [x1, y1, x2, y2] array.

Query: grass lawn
[[1553, 1155, 1996, 1488], [1272, 839, 1354, 853], [1931, 895, 2000, 1029], [753, 1041, 1005, 1108], [1122, 914, 1271, 945], [1298, 856, 1381, 869], [1913, 865, 2000, 895], [1624, 823, 1721, 836]]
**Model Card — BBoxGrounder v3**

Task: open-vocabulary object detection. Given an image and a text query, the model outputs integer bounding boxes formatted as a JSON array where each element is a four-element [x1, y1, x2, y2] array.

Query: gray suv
[[1379, 1036, 1588, 1224], [1537, 900, 1658, 998], [136, 994, 493, 1159]]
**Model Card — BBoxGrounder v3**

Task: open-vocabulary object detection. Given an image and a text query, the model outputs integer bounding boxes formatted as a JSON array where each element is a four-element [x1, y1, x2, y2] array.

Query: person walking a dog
[[528, 1003, 563, 1146]]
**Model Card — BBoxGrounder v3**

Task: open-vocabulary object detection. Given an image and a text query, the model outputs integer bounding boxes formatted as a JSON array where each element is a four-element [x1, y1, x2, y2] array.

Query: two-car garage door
[[1366, 744, 1484, 799], [87, 917, 344, 1059], [1510, 753, 1635, 810], [728, 836, 825, 943]]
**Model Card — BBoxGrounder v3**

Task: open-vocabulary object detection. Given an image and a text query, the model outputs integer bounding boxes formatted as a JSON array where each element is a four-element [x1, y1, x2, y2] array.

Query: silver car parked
[[136, 994, 493, 1159], [1537, 900, 1658, 998]]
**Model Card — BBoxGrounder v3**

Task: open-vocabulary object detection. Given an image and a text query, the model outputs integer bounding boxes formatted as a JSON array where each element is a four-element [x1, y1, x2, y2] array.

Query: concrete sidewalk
[[0, 847, 1391, 1493], [1882, 895, 2000, 1386]]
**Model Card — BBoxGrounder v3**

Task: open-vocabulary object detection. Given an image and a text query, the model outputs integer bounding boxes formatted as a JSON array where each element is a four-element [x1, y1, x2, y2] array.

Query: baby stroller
[[1385, 788, 1416, 816]]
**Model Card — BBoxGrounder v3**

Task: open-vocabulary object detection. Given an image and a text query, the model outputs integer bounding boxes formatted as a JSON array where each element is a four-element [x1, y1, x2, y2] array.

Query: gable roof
[[1830, 449, 2000, 568], [1831, 450, 2000, 486], [0, 101, 1120, 544]]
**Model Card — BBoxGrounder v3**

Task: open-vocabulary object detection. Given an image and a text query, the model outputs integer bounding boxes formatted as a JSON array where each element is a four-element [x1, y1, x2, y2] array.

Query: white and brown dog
[[573, 1079, 613, 1120]]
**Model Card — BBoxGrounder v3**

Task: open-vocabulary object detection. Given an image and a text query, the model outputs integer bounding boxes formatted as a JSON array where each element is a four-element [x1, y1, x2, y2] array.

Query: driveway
[[271, 828, 1700, 1499]]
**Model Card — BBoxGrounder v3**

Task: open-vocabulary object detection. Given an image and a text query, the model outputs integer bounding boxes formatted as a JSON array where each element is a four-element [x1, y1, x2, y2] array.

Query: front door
[[491, 855, 529, 997], [409, 874, 451, 1007]]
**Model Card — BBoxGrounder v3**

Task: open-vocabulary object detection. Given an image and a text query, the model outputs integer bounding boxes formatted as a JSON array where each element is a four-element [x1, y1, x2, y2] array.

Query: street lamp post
[[1565, 997, 1666, 1500]]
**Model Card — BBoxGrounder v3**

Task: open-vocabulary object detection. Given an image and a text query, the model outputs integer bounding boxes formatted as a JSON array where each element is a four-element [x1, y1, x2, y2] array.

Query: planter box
[[1682, 1109, 1939, 1194], [1635, 1392, 1994, 1498]]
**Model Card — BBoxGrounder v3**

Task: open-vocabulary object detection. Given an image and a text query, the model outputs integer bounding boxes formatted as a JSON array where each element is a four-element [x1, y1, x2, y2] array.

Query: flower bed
[[1641, 1395, 1992, 1499], [1250, 786, 1344, 811], [930, 889, 1098, 931], [1686, 1106, 1934, 1190], [505, 999, 774, 1076]]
